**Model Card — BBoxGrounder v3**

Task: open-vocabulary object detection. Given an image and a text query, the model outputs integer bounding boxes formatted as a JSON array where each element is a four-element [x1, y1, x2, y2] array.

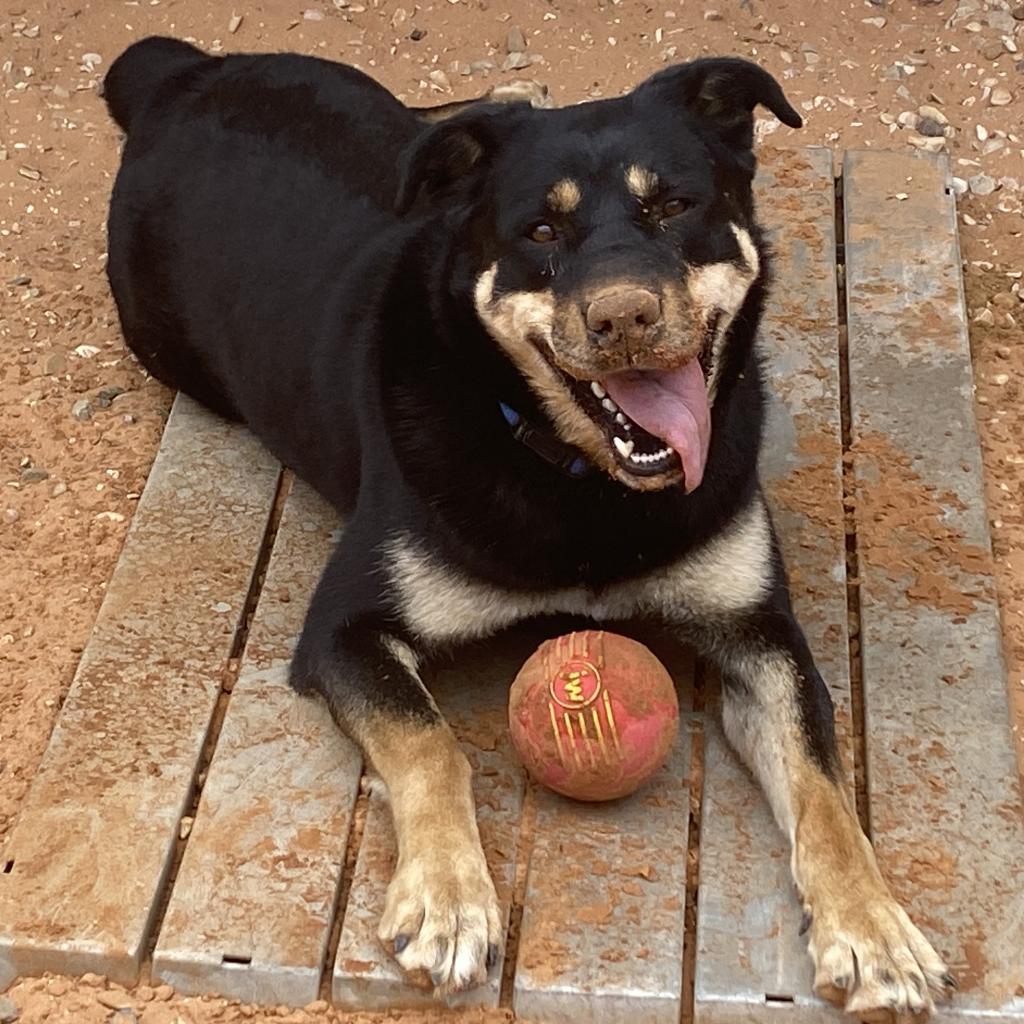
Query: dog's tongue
[[602, 361, 711, 493]]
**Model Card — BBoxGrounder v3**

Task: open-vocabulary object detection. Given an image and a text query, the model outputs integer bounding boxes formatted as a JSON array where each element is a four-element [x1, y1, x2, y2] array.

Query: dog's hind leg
[[291, 538, 501, 995]]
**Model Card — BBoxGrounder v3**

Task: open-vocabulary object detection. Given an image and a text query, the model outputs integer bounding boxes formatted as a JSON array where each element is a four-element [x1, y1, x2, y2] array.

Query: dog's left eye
[[528, 222, 558, 243], [662, 198, 694, 218]]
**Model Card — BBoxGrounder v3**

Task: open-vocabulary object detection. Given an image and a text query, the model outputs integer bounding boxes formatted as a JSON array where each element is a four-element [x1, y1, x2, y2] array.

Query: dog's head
[[396, 58, 800, 493]]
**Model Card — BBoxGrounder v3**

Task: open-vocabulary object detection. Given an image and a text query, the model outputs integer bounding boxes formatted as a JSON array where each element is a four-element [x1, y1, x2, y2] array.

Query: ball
[[508, 630, 679, 801]]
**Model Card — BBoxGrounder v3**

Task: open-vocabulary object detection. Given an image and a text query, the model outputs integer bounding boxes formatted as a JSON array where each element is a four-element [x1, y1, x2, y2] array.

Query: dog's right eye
[[528, 222, 558, 243]]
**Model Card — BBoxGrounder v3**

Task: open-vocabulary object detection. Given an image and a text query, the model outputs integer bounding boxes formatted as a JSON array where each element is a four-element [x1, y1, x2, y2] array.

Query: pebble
[[304, 1000, 330, 1013], [427, 69, 451, 91], [952, 176, 969, 195], [502, 52, 533, 71], [0, 996, 17, 1023], [80, 973, 106, 988], [153, 985, 174, 1002], [302, 9, 323, 20], [981, 39, 1005, 60], [918, 103, 948, 125], [228, 14, 243, 33], [993, 373, 1010, 385], [703, 9, 724, 20], [44, 352, 66, 375], [898, 110, 920, 128], [4, 508, 19, 524], [8, 275, 31, 286], [862, 15, 886, 26], [95, 992, 135, 1012], [974, 308, 996, 325], [409, 26, 426, 40], [918, 116, 946, 137], [506, 25, 526, 53], [52, 481, 67, 496], [179, 816, 194, 839], [96, 386, 127, 408], [45, 980, 69, 997], [71, 398, 93, 422], [969, 173, 998, 195], [908, 134, 945, 152], [20, 467, 50, 484], [990, 87, 1013, 106]]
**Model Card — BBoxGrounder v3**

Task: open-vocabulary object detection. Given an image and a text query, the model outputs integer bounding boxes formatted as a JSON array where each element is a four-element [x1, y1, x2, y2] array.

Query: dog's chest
[[385, 498, 771, 647]]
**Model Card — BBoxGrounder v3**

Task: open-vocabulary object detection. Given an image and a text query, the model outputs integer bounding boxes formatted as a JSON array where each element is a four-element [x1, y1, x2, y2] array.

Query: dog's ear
[[395, 107, 513, 215], [638, 57, 801, 150]]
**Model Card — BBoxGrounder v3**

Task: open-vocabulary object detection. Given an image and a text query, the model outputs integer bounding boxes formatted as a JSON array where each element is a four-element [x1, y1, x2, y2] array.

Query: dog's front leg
[[292, 551, 500, 994], [700, 595, 955, 1021]]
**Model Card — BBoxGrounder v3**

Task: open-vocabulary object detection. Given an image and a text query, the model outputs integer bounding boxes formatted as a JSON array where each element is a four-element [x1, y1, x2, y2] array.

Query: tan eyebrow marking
[[547, 178, 582, 213], [625, 164, 659, 199]]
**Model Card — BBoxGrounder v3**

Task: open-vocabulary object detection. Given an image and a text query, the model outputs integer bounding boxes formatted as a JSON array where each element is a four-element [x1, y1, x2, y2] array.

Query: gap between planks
[[139, 468, 293, 979]]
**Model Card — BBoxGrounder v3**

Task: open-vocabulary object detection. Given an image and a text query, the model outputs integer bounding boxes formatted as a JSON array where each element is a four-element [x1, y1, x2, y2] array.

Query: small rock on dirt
[[71, 398, 93, 422], [0, 996, 18, 1023], [96, 386, 127, 408], [969, 173, 998, 195], [917, 116, 946, 136], [502, 52, 533, 71], [409, 26, 426, 40], [20, 467, 50, 484], [506, 25, 526, 53], [907, 134, 945, 152], [990, 86, 1013, 105], [152, 985, 174, 1001], [917, 103, 947, 124], [96, 992, 135, 1012]]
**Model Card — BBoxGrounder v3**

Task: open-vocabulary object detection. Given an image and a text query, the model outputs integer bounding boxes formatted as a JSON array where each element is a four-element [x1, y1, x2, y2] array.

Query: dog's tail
[[103, 36, 208, 133]]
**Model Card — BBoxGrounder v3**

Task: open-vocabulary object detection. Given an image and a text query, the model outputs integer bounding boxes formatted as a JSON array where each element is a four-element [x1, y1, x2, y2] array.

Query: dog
[[103, 37, 954, 1020]]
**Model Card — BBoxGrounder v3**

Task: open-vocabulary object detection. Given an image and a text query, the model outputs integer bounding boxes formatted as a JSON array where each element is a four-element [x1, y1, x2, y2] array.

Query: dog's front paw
[[808, 896, 955, 1022], [378, 841, 502, 995]]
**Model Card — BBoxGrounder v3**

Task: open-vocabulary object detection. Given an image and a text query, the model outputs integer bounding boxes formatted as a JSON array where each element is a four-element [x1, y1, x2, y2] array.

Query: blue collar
[[499, 402, 593, 479]]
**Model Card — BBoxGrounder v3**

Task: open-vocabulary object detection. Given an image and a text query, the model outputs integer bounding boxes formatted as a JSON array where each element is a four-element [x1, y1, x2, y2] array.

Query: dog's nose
[[585, 288, 662, 345]]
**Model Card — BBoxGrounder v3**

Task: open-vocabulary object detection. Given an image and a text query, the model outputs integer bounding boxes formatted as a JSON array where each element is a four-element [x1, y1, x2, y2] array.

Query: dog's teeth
[[613, 437, 635, 458], [615, 413, 627, 425], [590, 381, 606, 399], [601, 398, 618, 413]]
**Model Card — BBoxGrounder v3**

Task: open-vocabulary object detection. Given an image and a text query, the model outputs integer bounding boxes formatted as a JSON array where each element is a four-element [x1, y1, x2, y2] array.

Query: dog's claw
[[393, 934, 409, 953], [799, 910, 812, 936], [487, 943, 500, 969], [943, 972, 958, 991]]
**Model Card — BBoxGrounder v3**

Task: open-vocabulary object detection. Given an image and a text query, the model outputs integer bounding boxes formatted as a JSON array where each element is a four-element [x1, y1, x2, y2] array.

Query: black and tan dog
[[103, 37, 954, 1020]]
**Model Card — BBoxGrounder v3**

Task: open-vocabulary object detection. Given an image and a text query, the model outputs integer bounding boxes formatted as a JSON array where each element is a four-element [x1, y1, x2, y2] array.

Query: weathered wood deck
[[2, 149, 1021, 1022]]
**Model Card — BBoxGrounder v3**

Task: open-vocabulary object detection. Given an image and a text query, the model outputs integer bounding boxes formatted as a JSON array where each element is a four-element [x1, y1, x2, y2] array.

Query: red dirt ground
[[2, 0, 1022, 1021]]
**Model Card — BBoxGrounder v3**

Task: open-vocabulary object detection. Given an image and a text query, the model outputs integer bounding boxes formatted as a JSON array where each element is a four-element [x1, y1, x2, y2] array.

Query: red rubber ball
[[508, 630, 679, 801]]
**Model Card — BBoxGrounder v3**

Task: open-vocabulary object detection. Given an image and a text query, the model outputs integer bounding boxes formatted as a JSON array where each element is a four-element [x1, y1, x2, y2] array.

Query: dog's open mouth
[[555, 321, 716, 493]]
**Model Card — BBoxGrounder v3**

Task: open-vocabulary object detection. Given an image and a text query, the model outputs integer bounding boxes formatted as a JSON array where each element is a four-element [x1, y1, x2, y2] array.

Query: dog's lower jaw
[[370, 723, 502, 995], [793, 773, 954, 1022]]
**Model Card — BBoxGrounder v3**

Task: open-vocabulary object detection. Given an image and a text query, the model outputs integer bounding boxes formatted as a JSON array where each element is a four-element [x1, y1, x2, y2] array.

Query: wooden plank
[[152, 481, 361, 1006], [332, 630, 528, 1010], [512, 642, 693, 1024], [843, 149, 1024, 1021], [695, 147, 849, 1021], [0, 395, 280, 990]]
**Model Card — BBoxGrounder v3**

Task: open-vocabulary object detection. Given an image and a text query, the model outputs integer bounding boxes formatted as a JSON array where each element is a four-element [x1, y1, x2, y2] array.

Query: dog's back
[[105, 39, 423, 505]]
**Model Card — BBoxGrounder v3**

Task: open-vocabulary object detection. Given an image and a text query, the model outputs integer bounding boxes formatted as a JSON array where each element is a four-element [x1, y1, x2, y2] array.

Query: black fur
[[104, 37, 835, 755]]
